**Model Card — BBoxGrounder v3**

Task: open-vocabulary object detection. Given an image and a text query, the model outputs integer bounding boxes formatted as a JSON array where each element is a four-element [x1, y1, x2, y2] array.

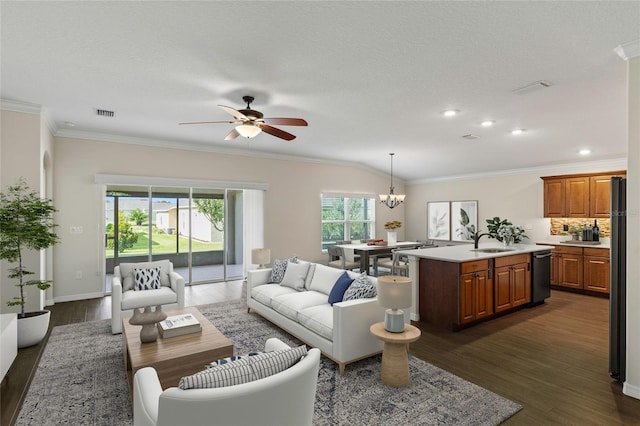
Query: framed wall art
[[427, 201, 450, 240], [451, 200, 477, 242]]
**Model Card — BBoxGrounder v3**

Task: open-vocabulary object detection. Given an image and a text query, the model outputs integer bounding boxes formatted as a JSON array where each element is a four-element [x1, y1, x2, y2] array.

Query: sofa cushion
[[343, 273, 377, 301], [298, 261, 316, 290], [270, 256, 298, 283], [271, 291, 329, 322], [328, 272, 355, 305], [298, 305, 333, 341], [121, 287, 178, 310], [133, 267, 161, 291], [251, 284, 297, 307], [279, 261, 310, 291], [179, 345, 308, 389], [120, 260, 171, 291], [308, 264, 345, 296]]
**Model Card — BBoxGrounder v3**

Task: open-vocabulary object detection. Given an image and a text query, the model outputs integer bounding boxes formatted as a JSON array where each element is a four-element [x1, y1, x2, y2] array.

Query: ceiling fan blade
[[224, 128, 240, 141], [260, 117, 308, 126], [219, 105, 249, 121], [258, 123, 296, 141], [179, 120, 239, 125]]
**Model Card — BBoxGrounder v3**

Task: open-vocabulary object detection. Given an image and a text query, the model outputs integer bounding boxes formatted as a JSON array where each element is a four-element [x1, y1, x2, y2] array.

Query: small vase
[[502, 236, 514, 247], [387, 231, 397, 246]]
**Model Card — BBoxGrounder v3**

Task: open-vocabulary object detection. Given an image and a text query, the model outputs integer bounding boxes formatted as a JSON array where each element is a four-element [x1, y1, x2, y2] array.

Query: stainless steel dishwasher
[[528, 250, 552, 306]]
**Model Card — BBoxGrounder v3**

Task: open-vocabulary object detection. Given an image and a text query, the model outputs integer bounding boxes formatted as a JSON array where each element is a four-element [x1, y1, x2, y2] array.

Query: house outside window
[[321, 195, 375, 249]]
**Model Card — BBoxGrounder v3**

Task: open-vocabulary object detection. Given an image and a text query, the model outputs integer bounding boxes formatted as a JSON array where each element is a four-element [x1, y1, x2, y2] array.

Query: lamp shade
[[377, 275, 412, 310], [251, 248, 271, 266], [236, 123, 262, 138]]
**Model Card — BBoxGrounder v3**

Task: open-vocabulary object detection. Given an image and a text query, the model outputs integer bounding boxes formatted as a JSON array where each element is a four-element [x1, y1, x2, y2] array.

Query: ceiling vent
[[95, 108, 115, 118], [462, 134, 479, 140], [512, 80, 553, 95]]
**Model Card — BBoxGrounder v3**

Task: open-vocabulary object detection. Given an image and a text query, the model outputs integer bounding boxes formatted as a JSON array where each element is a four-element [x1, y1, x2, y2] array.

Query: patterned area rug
[[18, 300, 521, 425]]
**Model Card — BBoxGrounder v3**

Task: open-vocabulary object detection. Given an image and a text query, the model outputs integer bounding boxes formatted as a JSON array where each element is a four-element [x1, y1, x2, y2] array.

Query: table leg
[[380, 341, 410, 387], [360, 251, 369, 275]]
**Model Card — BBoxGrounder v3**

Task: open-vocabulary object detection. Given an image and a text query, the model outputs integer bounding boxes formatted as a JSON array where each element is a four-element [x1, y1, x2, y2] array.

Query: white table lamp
[[251, 248, 271, 269], [377, 275, 412, 333]]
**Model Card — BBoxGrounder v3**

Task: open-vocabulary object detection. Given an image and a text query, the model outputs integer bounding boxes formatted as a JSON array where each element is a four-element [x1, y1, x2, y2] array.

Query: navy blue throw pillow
[[328, 272, 355, 305]]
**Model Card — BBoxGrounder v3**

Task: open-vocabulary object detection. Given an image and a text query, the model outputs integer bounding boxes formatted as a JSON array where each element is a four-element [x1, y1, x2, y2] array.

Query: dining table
[[337, 241, 424, 276]]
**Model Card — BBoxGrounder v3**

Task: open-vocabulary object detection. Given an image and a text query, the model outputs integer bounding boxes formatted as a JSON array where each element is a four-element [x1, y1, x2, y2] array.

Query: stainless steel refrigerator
[[609, 176, 626, 382]]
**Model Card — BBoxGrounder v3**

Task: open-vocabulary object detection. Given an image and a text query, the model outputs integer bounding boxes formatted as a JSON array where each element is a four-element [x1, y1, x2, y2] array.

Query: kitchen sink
[[471, 248, 515, 253]]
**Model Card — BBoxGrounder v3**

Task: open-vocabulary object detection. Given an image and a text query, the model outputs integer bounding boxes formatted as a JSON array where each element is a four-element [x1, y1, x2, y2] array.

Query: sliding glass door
[[105, 185, 244, 291]]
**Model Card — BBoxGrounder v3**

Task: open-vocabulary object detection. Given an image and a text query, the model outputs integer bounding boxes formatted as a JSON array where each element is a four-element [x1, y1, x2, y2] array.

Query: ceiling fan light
[[236, 123, 262, 138]]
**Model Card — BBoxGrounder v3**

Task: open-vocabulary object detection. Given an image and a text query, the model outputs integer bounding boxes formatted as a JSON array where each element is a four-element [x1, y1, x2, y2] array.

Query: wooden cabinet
[[494, 254, 531, 312], [583, 248, 610, 293], [460, 261, 492, 324], [541, 171, 625, 218], [545, 245, 609, 294]]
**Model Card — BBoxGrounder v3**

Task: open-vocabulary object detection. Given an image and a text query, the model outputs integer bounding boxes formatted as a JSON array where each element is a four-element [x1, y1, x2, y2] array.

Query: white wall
[[404, 161, 626, 244], [51, 136, 406, 301]]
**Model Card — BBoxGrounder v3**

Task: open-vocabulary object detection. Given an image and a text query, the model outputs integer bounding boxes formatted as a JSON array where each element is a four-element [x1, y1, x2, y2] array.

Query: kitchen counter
[[535, 240, 611, 249], [397, 242, 554, 263]]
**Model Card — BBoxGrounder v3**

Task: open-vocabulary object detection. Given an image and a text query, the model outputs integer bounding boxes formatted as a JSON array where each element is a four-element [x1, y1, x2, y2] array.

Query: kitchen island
[[397, 243, 554, 330]]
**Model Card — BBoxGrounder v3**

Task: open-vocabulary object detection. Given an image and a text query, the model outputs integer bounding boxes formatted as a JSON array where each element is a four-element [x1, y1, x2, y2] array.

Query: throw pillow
[[179, 345, 307, 389], [328, 271, 355, 305], [270, 256, 298, 283], [133, 267, 161, 291], [343, 272, 377, 301], [120, 259, 171, 291], [205, 351, 262, 369], [279, 261, 311, 291]]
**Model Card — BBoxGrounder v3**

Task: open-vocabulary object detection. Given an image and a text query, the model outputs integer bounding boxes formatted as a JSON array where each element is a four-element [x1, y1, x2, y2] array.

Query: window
[[321, 195, 375, 249]]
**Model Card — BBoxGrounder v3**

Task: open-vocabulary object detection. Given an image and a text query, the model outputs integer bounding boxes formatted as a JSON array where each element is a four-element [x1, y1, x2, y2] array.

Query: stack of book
[[157, 313, 202, 338]]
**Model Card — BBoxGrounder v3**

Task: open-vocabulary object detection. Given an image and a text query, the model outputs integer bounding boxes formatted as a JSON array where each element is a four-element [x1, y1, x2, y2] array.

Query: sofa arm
[[169, 271, 185, 308], [247, 268, 272, 298], [133, 367, 163, 426], [111, 276, 124, 334], [331, 297, 389, 362], [265, 337, 291, 352]]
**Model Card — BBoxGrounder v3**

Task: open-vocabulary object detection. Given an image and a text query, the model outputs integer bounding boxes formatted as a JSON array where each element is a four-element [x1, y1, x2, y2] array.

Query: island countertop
[[397, 242, 554, 263]]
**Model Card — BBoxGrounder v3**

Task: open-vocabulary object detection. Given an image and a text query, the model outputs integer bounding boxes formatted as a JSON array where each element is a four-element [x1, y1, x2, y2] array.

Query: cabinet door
[[460, 273, 475, 323], [474, 271, 493, 319], [494, 266, 512, 312], [584, 256, 610, 293], [590, 175, 613, 218], [544, 178, 565, 217], [565, 177, 590, 217], [512, 262, 531, 306], [559, 253, 583, 289]]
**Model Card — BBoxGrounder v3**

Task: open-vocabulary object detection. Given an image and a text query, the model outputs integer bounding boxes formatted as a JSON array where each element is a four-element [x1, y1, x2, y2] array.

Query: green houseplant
[[0, 179, 59, 347]]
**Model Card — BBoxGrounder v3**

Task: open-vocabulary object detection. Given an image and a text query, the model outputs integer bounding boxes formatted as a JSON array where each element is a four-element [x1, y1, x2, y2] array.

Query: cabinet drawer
[[553, 246, 583, 255], [584, 247, 609, 257], [461, 260, 488, 274], [494, 253, 530, 268]]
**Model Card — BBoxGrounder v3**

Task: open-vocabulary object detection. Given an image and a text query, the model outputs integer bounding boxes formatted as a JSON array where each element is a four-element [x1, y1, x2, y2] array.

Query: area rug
[[17, 300, 521, 425]]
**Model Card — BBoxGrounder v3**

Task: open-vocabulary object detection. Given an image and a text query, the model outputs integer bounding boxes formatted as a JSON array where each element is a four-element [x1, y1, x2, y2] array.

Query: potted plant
[[0, 179, 59, 348], [384, 221, 402, 246], [485, 216, 528, 245]]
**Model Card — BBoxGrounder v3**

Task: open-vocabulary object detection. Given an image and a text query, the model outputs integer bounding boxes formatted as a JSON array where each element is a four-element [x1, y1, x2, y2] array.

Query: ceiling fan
[[179, 95, 308, 141]]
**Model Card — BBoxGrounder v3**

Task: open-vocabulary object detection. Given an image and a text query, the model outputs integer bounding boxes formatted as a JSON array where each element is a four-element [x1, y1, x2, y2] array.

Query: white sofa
[[111, 260, 185, 334], [133, 338, 321, 426], [247, 261, 409, 374]]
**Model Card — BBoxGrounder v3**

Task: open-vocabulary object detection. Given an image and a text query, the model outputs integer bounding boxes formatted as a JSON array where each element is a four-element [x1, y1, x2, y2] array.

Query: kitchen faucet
[[473, 232, 491, 249]]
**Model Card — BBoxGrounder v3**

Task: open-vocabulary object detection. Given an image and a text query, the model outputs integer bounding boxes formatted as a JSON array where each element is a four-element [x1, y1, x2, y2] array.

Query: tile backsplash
[[550, 218, 610, 237]]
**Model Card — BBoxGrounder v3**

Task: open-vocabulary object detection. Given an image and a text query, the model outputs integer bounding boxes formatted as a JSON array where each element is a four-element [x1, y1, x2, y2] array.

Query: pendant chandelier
[[379, 153, 405, 209]]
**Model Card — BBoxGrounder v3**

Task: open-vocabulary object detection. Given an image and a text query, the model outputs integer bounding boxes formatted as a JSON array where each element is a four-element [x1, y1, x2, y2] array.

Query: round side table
[[369, 322, 421, 387]]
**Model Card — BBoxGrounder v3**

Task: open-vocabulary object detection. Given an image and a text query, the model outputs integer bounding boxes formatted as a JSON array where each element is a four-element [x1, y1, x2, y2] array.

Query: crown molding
[[409, 158, 627, 185], [615, 40, 640, 61], [0, 98, 41, 114]]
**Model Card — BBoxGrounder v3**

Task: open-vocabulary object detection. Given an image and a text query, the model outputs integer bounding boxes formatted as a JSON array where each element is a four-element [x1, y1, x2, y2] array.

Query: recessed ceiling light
[[579, 149, 591, 155], [511, 129, 525, 135], [481, 120, 495, 127], [442, 109, 459, 117]]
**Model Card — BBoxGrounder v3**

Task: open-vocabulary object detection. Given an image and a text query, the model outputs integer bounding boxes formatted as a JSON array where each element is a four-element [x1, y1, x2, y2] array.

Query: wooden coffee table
[[122, 306, 233, 394], [370, 322, 421, 387]]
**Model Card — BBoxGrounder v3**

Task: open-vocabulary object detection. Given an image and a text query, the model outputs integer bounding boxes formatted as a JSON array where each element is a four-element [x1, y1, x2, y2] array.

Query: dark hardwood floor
[[2, 285, 639, 425]]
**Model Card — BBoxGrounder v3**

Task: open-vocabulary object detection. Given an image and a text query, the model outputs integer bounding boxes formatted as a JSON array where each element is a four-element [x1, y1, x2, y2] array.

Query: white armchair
[[111, 260, 185, 334], [133, 338, 321, 426]]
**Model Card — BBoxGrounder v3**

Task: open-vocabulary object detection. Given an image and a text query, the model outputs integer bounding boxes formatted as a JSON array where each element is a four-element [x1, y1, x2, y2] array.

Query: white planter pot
[[17, 310, 51, 348], [387, 231, 397, 246]]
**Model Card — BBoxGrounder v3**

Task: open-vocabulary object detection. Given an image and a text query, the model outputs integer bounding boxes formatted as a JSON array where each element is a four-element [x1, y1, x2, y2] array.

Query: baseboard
[[623, 382, 640, 400], [53, 292, 104, 304]]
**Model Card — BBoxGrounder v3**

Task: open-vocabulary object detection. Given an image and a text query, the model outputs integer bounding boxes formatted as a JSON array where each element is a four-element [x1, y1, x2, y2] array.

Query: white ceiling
[[1, 1, 638, 182]]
